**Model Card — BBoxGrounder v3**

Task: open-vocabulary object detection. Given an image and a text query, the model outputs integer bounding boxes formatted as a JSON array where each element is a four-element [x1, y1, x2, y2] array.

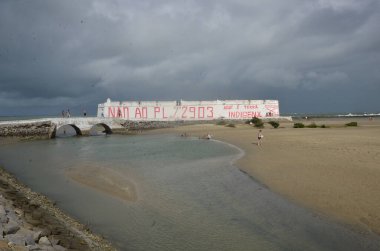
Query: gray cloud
[[1, 0, 379, 115]]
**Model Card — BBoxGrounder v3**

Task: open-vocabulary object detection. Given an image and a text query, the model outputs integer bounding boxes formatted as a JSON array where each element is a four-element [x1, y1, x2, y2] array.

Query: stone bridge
[[0, 117, 125, 138], [50, 117, 125, 135]]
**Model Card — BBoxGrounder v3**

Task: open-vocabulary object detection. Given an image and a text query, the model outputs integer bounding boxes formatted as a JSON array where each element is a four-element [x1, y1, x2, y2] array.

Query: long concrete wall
[[97, 99, 280, 121]]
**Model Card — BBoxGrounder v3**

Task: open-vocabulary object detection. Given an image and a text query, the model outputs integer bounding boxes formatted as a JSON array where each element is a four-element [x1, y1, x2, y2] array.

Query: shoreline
[[145, 117, 380, 236], [0, 166, 116, 251], [0, 138, 116, 250]]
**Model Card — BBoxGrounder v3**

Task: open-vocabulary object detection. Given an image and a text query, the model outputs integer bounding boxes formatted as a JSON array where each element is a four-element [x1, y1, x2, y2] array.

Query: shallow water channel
[[1, 134, 380, 251]]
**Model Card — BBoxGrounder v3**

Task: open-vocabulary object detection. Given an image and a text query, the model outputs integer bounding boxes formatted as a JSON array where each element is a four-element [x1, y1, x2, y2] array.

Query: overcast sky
[[1, 0, 379, 116]]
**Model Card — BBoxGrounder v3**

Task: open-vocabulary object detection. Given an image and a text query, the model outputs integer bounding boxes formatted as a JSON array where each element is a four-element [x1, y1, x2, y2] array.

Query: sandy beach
[[146, 117, 380, 236]]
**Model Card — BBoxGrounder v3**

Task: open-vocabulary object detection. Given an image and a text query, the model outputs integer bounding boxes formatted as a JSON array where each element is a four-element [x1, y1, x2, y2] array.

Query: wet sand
[[66, 164, 137, 202], [146, 117, 380, 235]]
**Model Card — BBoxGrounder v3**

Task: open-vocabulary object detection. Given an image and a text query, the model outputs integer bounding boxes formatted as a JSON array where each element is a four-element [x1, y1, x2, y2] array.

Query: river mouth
[[1, 134, 380, 251]]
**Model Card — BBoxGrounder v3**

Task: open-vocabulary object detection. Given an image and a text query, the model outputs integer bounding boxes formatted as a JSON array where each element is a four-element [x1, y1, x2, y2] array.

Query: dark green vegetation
[[294, 122, 330, 128], [293, 123, 305, 128], [306, 123, 318, 128], [268, 121, 280, 128], [345, 122, 358, 127], [246, 117, 264, 128]]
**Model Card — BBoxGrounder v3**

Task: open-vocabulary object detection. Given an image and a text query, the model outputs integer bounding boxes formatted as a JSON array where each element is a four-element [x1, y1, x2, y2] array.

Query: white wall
[[97, 99, 280, 121]]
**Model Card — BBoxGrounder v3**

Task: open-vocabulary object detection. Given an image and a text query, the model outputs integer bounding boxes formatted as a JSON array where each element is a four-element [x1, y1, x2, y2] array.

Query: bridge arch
[[89, 123, 112, 136], [56, 124, 82, 137]]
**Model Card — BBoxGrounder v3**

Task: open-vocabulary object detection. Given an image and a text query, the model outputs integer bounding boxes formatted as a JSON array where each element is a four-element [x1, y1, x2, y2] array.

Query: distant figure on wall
[[83, 110, 87, 117], [67, 109, 71, 118]]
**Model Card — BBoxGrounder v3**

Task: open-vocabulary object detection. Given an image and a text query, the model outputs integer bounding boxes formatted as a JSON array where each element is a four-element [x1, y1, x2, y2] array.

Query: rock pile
[[0, 194, 69, 250], [0, 122, 56, 138], [121, 120, 172, 130]]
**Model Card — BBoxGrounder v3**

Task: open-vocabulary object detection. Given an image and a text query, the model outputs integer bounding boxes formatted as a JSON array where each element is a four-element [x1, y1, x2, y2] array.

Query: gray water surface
[[0, 135, 380, 251]]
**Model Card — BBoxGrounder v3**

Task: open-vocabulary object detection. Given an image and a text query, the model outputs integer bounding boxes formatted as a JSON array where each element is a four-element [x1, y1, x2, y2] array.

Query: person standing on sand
[[257, 130, 264, 146]]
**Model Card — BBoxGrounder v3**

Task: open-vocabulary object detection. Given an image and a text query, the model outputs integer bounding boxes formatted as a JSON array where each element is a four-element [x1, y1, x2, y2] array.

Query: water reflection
[[89, 124, 111, 136], [56, 124, 112, 137], [55, 124, 78, 137]]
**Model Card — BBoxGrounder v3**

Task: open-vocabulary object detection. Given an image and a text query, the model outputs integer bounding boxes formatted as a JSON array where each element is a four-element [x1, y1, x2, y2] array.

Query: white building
[[97, 98, 280, 121]]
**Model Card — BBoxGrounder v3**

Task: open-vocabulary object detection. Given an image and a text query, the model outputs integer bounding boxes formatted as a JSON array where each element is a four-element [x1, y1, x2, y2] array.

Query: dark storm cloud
[[0, 0, 379, 115]]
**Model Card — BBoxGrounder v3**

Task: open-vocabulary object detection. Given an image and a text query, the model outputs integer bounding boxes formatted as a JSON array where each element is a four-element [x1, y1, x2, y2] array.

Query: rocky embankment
[[0, 122, 56, 139], [120, 120, 172, 130], [0, 167, 116, 251]]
